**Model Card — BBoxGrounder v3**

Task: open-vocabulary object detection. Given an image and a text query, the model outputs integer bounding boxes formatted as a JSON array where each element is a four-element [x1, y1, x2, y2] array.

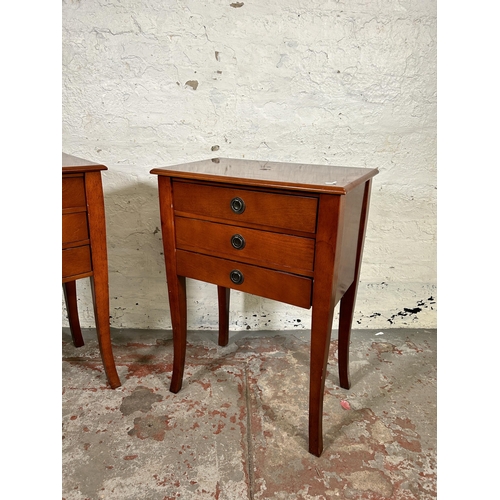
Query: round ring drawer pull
[[230, 197, 246, 214], [230, 234, 246, 250], [230, 269, 244, 285]]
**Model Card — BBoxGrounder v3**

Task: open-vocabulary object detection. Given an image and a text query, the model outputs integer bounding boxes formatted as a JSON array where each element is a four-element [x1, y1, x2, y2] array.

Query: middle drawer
[[175, 217, 315, 276]]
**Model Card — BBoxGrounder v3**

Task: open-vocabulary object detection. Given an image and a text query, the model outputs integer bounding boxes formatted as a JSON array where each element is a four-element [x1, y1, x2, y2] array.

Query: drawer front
[[176, 250, 312, 309], [62, 245, 92, 279], [175, 217, 315, 276], [172, 181, 318, 234], [62, 213, 89, 246], [62, 175, 86, 210]]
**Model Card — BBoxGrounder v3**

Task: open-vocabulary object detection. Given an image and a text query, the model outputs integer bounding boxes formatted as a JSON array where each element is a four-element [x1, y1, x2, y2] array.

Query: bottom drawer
[[176, 250, 312, 309], [62, 245, 92, 279]]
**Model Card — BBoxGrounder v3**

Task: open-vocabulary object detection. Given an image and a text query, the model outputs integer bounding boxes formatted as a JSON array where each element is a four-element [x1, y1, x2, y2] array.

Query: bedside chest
[[151, 158, 378, 456], [62, 153, 121, 389]]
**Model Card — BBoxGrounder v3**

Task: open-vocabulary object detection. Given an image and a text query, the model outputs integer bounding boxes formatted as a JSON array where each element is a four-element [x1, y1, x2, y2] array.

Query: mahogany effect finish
[[151, 157, 378, 456], [62, 153, 121, 389]]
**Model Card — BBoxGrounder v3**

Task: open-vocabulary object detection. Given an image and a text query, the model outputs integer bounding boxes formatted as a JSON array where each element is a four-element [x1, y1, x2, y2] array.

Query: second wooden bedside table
[[62, 153, 121, 389], [151, 157, 377, 456]]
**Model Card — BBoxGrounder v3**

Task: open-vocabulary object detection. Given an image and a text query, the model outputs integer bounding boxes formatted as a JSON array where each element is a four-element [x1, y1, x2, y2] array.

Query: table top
[[62, 153, 107, 173], [150, 158, 378, 194]]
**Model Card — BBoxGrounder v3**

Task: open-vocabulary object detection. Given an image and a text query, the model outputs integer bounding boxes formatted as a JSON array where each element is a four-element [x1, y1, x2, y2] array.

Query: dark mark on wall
[[185, 80, 198, 90], [211, 145, 220, 151], [404, 307, 422, 314], [215, 51, 220, 61], [387, 301, 427, 324], [355, 294, 435, 325], [153, 227, 160, 235], [230, 2, 244, 7]]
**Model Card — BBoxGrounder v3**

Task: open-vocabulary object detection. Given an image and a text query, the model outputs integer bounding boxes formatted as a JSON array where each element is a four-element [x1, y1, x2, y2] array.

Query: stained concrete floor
[[62, 327, 436, 500]]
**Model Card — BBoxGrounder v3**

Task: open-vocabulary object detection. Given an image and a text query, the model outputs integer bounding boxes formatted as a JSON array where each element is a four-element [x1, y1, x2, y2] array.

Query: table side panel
[[336, 183, 367, 298]]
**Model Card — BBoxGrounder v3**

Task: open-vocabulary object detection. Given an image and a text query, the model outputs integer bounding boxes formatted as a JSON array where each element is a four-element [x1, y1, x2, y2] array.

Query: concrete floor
[[62, 327, 436, 500]]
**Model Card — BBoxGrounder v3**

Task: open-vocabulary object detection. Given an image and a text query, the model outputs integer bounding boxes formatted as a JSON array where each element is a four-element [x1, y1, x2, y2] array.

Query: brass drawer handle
[[230, 196, 245, 214], [230, 234, 246, 250], [230, 269, 244, 285]]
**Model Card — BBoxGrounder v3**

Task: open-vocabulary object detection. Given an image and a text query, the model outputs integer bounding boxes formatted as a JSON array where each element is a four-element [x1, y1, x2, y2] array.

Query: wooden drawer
[[175, 217, 315, 276], [62, 212, 89, 247], [176, 250, 312, 309], [172, 181, 318, 234], [62, 245, 92, 279], [63, 175, 86, 210]]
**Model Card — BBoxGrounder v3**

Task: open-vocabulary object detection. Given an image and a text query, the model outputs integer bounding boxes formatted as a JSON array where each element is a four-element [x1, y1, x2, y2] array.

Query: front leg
[[157, 176, 189, 394], [309, 297, 335, 457], [90, 274, 121, 389], [308, 193, 345, 456]]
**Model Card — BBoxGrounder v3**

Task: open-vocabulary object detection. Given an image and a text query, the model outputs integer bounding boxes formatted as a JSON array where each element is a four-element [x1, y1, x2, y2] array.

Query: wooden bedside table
[[151, 158, 377, 456], [62, 153, 121, 389]]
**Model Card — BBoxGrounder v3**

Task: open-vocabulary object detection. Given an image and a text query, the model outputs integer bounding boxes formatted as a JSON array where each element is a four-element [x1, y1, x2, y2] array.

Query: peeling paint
[[185, 80, 198, 90]]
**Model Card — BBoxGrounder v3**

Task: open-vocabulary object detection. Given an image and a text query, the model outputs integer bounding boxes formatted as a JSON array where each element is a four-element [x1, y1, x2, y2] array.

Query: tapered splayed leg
[[309, 301, 335, 457], [63, 280, 84, 348], [308, 193, 344, 457], [218, 286, 230, 346], [85, 170, 121, 389], [90, 275, 121, 389], [157, 175, 189, 394], [168, 275, 187, 393], [338, 283, 356, 389]]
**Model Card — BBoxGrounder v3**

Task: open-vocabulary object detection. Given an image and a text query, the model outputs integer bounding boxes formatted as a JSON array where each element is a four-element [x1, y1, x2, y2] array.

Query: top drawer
[[172, 181, 318, 234], [62, 175, 86, 210]]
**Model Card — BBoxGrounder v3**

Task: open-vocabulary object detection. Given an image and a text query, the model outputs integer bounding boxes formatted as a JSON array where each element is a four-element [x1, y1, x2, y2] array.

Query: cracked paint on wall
[[62, 0, 436, 331]]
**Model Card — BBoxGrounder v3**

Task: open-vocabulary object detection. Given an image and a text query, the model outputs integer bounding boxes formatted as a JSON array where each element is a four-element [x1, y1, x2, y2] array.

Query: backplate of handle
[[230, 269, 244, 285], [230, 197, 245, 214], [231, 234, 246, 250]]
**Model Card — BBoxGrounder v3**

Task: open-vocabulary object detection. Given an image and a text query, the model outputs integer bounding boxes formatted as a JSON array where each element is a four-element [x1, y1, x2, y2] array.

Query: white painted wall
[[62, 0, 436, 331]]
